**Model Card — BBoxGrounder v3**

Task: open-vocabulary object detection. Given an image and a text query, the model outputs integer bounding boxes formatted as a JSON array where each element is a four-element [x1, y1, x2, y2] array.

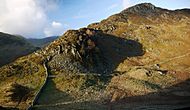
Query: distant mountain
[[0, 32, 37, 67], [0, 3, 190, 110], [27, 36, 58, 48]]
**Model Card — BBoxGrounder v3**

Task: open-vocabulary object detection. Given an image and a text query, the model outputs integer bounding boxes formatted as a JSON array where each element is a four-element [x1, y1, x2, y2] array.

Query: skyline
[[0, 0, 190, 38]]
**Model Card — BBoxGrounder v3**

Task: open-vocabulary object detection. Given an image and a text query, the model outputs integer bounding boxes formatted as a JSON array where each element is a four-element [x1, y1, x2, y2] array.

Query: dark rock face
[[46, 28, 107, 73], [43, 28, 144, 74], [61, 28, 98, 62]]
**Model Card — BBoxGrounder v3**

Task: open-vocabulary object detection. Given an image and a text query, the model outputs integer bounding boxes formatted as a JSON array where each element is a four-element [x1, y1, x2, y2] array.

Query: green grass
[[0, 54, 46, 109], [0, 32, 37, 67]]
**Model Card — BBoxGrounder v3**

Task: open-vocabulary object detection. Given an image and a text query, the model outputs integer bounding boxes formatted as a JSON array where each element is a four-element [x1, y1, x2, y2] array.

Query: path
[[159, 50, 190, 65], [27, 60, 49, 110]]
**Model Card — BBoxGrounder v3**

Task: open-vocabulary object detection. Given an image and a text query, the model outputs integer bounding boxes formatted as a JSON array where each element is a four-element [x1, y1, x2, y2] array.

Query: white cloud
[[52, 21, 62, 28], [44, 21, 67, 37], [0, 0, 62, 38], [123, 0, 139, 9], [37, 0, 59, 12], [123, 0, 132, 9]]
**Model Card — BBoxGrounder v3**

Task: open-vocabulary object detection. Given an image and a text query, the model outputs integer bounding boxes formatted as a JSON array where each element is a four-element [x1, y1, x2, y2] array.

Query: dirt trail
[[27, 60, 49, 110], [159, 50, 190, 65]]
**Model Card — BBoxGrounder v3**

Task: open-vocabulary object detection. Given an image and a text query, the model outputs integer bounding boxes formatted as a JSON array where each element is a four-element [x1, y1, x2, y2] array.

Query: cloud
[[123, 0, 132, 9], [0, 0, 62, 38], [52, 21, 62, 28], [37, 0, 60, 12], [44, 21, 67, 37]]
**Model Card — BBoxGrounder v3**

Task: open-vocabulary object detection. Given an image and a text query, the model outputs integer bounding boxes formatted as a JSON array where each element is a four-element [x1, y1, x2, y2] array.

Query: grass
[[36, 78, 74, 105], [52, 73, 112, 95], [0, 32, 37, 67], [34, 72, 112, 110], [0, 54, 46, 109]]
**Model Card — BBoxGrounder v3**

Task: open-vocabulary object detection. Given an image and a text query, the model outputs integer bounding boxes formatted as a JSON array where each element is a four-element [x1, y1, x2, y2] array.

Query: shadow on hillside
[[0, 47, 38, 67], [35, 78, 74, 105], [106, 78, 190, 110], [0, 106, 19, 110], [35, 79, 190, 110], [92, 32, 144, 73]]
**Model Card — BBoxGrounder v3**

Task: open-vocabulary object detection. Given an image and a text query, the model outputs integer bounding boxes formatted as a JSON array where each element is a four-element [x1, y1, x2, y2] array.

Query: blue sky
[[58, 0, 190, 31], [0, 0, 189, 38], [49, 0, 123, 30]]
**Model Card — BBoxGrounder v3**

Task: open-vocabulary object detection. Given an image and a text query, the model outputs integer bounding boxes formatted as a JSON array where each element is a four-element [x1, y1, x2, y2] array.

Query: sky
[[0, 0, 189, 38]]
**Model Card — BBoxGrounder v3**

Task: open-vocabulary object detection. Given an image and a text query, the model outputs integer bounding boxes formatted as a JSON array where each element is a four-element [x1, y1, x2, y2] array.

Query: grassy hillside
[[0, 32, 37, 67], [27, 36, 58, 48], [0, 53, 46, 109]]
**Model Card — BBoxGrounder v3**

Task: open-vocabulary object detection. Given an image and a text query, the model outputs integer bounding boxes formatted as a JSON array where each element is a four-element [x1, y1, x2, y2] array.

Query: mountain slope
[[0, 3, 190, 109], [0, 32, 37, 67], [88, 3, 190, 72], [27, 36, 58, 48]]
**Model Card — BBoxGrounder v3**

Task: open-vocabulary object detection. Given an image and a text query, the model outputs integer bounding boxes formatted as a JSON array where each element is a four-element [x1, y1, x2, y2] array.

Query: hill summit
[[122, 3, 158, 14]]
